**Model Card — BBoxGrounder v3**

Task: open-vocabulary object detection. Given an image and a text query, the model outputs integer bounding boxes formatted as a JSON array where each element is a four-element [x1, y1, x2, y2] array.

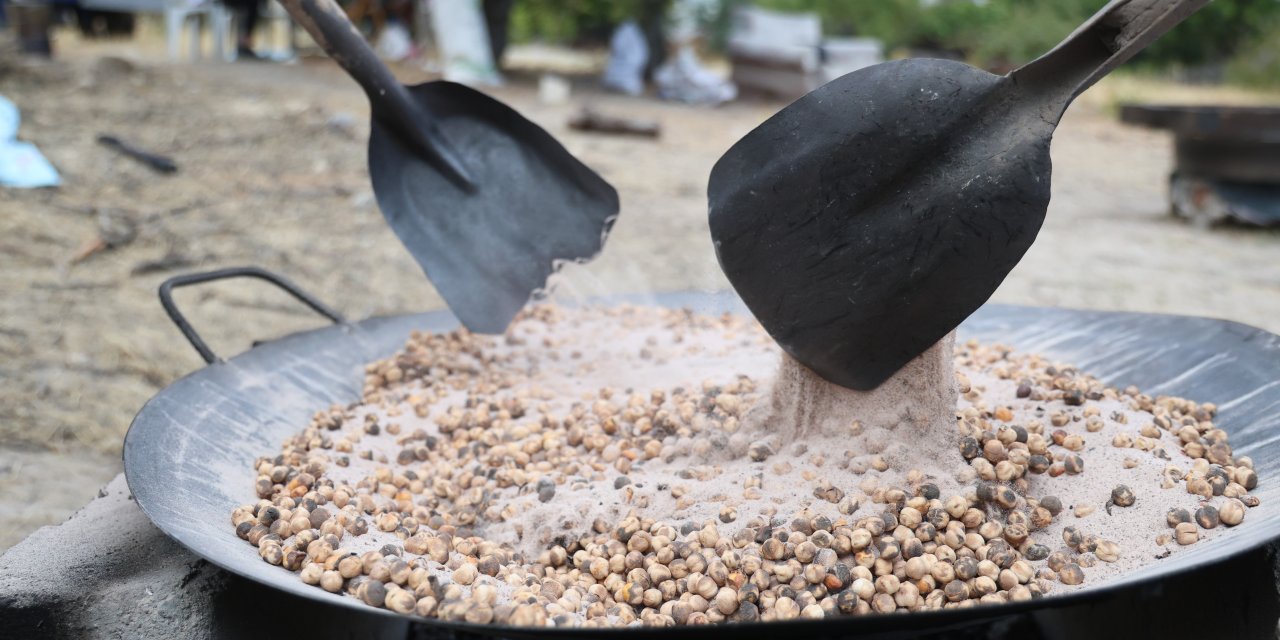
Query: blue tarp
[[0, 95, 61, 188]]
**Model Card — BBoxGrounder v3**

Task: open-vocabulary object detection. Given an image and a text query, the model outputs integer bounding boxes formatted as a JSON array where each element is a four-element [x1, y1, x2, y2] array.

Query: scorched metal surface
[[125, 284, 1280, 639], [275, 0, 620, 336], [707, 0, 1208, 392]]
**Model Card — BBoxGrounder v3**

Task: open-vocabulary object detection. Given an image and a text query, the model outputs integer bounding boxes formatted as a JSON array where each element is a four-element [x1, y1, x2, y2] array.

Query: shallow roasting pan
[[125, 267, 1280, 639]]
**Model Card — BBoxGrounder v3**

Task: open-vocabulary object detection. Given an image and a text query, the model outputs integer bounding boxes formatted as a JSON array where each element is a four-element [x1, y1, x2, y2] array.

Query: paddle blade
[[369, 81, 619, 334], [709, 59, 1054, 390]]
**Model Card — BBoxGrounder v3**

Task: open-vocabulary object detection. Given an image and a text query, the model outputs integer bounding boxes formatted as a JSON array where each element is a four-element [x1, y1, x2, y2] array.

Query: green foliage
[[746, 0, 986, 53], [749, 0, 1280, 70], [1136, 0, 1280, 67], [952, 0, 1100, 68], [1227, 22, 1280, 88], [510, 0, 668, 45], [508, 0, 1280, 77]]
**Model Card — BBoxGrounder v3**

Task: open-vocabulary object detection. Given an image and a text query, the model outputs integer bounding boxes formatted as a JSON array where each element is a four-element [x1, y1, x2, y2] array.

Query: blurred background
[[0, 0, 1277, 552]]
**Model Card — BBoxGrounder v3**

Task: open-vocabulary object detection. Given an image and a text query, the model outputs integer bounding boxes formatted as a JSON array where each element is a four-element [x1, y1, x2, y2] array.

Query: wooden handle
[[1013, 0, 1209, 112]]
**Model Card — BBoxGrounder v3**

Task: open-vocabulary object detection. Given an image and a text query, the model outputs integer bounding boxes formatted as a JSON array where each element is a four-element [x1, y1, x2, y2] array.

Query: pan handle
[[158, 266, 346, 364]]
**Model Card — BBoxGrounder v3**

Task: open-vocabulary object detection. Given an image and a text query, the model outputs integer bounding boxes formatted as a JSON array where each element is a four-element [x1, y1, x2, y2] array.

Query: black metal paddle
[[280, 0, 619, 334], [708, 0, 1207, 391]]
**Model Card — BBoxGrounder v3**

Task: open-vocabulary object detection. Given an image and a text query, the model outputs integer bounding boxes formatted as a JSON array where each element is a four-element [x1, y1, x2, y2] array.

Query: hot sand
[[231, 304, 1260, 625], [317, 307, 970, 562]]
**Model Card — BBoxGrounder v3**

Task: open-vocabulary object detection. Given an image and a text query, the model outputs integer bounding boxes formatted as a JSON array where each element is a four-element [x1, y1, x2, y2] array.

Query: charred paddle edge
[[369, 80, 620, 335], [124, 296, 1280, 637]]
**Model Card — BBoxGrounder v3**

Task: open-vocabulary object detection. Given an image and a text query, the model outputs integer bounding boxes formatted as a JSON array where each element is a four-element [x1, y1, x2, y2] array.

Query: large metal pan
[[125, 267, 1280, 639]]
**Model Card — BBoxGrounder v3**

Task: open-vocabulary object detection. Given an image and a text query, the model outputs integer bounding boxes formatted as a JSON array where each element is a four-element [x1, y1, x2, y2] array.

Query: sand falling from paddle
[[759, 332, 959, 467], [230, 305, 1261, 627]]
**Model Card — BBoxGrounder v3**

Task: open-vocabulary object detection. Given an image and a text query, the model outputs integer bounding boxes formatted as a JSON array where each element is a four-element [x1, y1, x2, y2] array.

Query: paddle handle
[[278, 0, 408, 110], [1013, 0, 1209, 113], [277, 0, 474, 188]]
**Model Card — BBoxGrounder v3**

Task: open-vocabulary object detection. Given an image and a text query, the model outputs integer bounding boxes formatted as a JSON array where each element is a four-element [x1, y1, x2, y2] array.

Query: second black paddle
[[709, 0, 1207, 391]]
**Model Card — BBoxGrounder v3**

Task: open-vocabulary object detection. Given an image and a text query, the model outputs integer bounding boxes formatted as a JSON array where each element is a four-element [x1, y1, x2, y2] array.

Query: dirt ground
[[2, 32, 1278, 552]]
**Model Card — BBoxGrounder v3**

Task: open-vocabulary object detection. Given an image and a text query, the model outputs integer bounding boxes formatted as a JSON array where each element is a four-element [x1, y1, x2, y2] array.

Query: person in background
[[224, 0, 262, 60], [482, 0, 513, 68]]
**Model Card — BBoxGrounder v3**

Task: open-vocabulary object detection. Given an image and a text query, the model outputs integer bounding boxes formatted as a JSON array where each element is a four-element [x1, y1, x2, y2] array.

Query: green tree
[[508, 0, 1280, 80]]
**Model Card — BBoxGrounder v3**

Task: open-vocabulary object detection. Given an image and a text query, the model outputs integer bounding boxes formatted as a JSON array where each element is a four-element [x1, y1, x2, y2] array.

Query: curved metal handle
[[158, 266, 346, 364]]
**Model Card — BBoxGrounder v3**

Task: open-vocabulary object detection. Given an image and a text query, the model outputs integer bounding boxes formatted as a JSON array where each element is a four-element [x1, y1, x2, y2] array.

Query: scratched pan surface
[[124, 296, 1280, 638]]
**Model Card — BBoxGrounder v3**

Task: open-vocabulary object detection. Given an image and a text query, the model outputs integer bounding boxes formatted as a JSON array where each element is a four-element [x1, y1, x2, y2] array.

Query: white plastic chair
[[164, 0, 234, 62], [165, 0, 296, 62]]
